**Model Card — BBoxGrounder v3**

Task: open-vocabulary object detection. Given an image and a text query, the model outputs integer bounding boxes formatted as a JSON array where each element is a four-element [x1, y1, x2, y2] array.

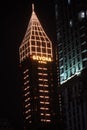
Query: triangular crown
[[19, 4, 53, 63]]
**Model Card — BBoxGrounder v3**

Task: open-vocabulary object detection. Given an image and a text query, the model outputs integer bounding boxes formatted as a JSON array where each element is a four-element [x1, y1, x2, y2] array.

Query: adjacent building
[[57, 68, 87, 130], [55, 0, 87, 84], [19, 4, 58, 130], [55, 0, 87, 130]]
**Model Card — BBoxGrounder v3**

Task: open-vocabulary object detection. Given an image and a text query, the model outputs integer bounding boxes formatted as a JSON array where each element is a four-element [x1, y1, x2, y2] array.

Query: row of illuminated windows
[[20, 46, 51, 57], [59, 55, 81, 68], [25, 115, 31, 120], [31, 29, 46, 37], [58, 48, 81, 60], [40, 107, 49, 110], [38, 75, 48, 80], [20, 44, 52, 56], [38, 80, 48, 87], [38, 67, 47, 70], [39, 96, 49, 99], [32, 25, 43, 32], [30, 46, 51, 53], [39, 94, 49, 101], [38, 71, 48, 76], [58, 41, 79, 52], [41, 119, 51, 122], [20, 50, 51, 58], [23, 69, 31, 107], [20, 41, 51, 51], [40, 113, 50, 116], [31, 40, 51, 48], [20, 53, 52, 62], [39, 90, 49, 93], [40, 101, 50, 105], [23, 69, 29, 74], [32, 21, 39, 26], [60, 65, 82, 83], [58, 29, 86, 47], [31, 35, 45, 41], [60, 62, 82, 75], [20, 48, 52, 61]]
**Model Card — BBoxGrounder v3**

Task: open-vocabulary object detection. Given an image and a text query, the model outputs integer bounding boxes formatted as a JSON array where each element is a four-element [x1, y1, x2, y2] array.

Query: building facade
[[57, 68, 87, 130], [55, 0, 87, 130], [19, 4, 58, 130], [55, 0, 87, 84]]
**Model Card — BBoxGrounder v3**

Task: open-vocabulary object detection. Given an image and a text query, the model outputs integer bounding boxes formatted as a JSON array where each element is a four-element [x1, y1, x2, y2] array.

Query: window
[[68, 0, 71, 4], [65, 64, 68, 70], [35, 31, 38, 35], [37, 47, 41, 52], [78, 63, 81, 70], [60, 76, 64, 82], [42, 42, 46, 47], [37, 41, 40, 46], [72, 58, 75, 65], [73, 66, 76, 74], [36, 36, 40, 40], [47, 49, 51, 54], [32, 47, 35, 51], [78, 11, 85, 20], [77, 55, 80, 62], [31, 40, 35, 45], [55, 4, 58, 18], [60, 68, 64, 74], [69, 20, 72, 27], [47, 43, 50, 47], [65, 72, 68, 79], [80, 12, 85, 18], [32, 31, 34, 35], [59, 60, 63, 67], [42, 48, 46, 53]]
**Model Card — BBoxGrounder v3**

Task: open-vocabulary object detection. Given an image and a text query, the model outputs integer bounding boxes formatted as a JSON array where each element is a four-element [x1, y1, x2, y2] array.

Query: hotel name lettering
[[32, 55, 52, 62]]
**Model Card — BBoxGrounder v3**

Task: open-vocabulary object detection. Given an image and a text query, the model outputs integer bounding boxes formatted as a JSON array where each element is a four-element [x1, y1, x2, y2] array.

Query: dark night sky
[[1, 0, 56, 129]]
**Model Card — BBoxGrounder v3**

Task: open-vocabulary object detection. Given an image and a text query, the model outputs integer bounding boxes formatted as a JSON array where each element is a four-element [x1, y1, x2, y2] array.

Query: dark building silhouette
[[19, 4, 58, 130], [55, 0, 87, 130], [57, 68, 87, 130], [0, 118, 14, 130]]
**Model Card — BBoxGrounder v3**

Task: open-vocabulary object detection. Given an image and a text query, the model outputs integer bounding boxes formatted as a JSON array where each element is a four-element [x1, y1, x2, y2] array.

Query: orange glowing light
[[32, 55, 52, 62]]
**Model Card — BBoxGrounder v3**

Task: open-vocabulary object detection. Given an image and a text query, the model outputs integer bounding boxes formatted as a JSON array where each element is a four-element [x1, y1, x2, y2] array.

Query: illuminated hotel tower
[[19, 4, 58, 130]]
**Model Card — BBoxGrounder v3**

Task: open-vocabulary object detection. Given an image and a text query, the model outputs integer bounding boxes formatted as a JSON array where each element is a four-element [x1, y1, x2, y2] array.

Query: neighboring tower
[[55, 1, 87, 130], [55, 0, 87, 84], [19, 4, 58, 130]]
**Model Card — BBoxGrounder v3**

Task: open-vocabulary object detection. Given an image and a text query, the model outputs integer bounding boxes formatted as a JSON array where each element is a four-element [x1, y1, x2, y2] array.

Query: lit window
[[68, 0, 71, 4], [55, 4, 58, 18], [69, 20, 72, 27], [79, 11, 85, 20], [32, 47, 35, 51], [81, 12, 85, 18], [31, 40, 35, 45]]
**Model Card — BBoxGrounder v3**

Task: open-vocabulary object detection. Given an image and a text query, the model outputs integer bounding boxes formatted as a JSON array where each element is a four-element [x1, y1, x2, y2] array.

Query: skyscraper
[[55, 1, 87, 130], [55, 0, 87, 84], [19, 4, 58, 130]]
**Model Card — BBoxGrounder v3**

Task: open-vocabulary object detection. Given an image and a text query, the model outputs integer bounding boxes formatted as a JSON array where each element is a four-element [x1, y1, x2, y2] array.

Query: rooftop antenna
[[32, 3, 34, 12]]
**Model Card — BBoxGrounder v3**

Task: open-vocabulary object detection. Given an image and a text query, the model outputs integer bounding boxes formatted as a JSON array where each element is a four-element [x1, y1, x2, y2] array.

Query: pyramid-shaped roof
[[19, 4, 53, 63]]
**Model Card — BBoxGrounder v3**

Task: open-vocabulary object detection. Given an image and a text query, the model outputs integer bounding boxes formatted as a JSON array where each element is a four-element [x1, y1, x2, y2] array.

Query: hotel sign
[[32, 55, 52, 62]]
